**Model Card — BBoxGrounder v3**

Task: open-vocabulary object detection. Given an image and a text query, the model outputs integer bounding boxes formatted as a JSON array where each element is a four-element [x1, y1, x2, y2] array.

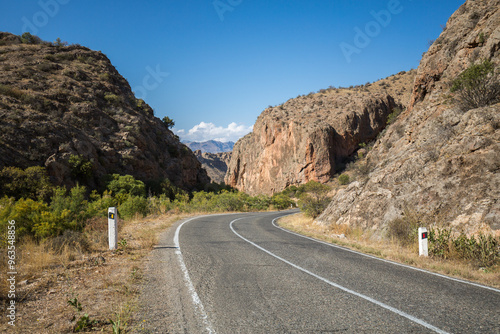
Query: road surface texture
[[136, 211, 500, 333]]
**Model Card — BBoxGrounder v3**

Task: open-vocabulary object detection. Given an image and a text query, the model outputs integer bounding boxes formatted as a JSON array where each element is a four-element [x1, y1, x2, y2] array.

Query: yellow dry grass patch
[[0, 212, 192, 333]]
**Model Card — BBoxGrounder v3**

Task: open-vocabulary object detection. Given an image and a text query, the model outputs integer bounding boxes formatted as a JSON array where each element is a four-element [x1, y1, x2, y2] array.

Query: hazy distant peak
[[185, 140, 234, 153]]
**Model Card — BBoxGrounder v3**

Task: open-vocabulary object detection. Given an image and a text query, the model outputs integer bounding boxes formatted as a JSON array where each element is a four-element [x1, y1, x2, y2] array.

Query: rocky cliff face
[[194, 150, 231, 184], [225, 70, 416, 195], [0, 32, 209, 190], [318, 0, 500, 236]]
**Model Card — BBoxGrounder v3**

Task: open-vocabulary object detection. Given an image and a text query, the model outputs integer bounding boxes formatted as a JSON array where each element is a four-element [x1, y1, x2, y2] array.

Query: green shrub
[[52, 37, 68, 47], [246, 194, 272, 211], [298, 194, 330, 218], [147, 194, 173, 215], [0, 84, 25, 100], [387, 208, 421, 246], [271, 193, 292, 210], [280, 185, 299, 198], [0, 197, 48, 240], [118, 195, 149, 219], [338, 174, 350, 185], [68, 155, 93, 180], [104, 92, 122, 105], [0, 166, 53, 201], [428, 228, 452, 258], [32, 209, 72, 239], [49, 185, 89, 230], [450, 59, 500, 111], [297, 181, 331, 218], [429, 229, 499, 267], [212, 191, 244, 212], [86, 191, 118, 218], [189, 191, 216, 212], [162, 116, 175, 129], [386, 107, 403, 125], [106, 174, 146, 199], [20, 32, 41, 44]]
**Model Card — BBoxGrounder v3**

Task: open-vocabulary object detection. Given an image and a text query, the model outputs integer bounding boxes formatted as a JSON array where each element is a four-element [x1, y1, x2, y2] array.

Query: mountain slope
[[185, 140, 234, 153], [0, 32, 209, 190], [318, 0, 500, 235]]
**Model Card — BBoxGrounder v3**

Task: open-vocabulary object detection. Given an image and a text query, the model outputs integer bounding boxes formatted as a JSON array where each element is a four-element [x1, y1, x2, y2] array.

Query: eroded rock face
[[318, 0, 500, 236], [0, 33, 209, 190], [194, 150, 231, 184], [225, 65, 416, 196], [226, 92, 398, 195]]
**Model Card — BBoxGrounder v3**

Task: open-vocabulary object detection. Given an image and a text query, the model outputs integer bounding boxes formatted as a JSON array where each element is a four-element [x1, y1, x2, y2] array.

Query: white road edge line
[[272, 213, 500, 293], [174, 216, 217, 334], [230, 215, 450, 334]]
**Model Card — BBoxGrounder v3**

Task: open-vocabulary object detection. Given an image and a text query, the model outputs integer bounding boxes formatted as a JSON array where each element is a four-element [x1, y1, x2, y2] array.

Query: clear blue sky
[[1, 0, 464, 142]]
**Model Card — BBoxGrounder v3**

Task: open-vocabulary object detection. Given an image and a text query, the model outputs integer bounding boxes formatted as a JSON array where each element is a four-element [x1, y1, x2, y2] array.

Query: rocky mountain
[[225, 70, 416, 195], [317, 0, 500, 236], [194, 150, 232, 184], [0, 32, 209, 190], [185, 140, 234, 153]]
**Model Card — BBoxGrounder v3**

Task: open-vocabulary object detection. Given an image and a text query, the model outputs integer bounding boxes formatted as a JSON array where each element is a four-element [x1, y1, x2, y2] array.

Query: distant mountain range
[[184, 140, 234, 153]]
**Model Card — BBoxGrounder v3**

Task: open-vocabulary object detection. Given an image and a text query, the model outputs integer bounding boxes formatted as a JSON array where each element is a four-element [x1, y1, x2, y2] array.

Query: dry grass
[[0, 212, 191, 333], [278, 213, 500, 289]]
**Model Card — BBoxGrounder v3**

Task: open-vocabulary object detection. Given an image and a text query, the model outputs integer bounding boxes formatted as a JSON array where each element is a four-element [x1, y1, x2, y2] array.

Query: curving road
[[138, 211, 500, 334]]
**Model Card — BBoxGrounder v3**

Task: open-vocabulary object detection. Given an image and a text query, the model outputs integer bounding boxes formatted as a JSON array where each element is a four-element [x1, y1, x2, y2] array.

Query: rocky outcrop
[[194, 150, 231, 184], [318, 0, 500, 236], [0, 32, 209, 190], [225, 70, 416, 195]]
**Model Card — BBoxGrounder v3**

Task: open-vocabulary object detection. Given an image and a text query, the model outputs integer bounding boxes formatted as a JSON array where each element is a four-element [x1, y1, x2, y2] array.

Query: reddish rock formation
[[226, 92, 400, 195]]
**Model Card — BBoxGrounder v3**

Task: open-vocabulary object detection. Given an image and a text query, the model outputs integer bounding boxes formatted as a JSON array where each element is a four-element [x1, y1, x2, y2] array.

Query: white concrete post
[[108, 207, 117, 250], [418, 227, 428, 257]]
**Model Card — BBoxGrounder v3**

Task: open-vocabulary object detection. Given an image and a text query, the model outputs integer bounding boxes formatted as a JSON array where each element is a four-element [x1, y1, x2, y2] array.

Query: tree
[[106, 174, 146, 200], [450, 59, 500, 111], [53, 37, 68, 47], [162, 116, 175, 129], [271, 193, 293, 210], [0, 166, 53, 201], [297, 181, 331, 218], [20, 32, 41, 44]]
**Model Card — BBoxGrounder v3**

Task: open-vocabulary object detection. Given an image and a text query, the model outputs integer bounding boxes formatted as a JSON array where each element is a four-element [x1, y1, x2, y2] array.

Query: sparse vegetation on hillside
[[450, 59, 500, 111], [0, 32, 208, 192], [387, 207, 499, 268]]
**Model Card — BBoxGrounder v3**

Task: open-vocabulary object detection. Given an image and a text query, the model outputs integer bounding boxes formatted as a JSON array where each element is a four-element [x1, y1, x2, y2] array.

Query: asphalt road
[[138, 211, 500, 333]]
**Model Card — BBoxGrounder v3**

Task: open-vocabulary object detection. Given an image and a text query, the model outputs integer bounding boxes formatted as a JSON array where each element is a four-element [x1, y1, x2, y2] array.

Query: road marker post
[[108, 207, 118, 250], [418, 227, 428, 257]]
